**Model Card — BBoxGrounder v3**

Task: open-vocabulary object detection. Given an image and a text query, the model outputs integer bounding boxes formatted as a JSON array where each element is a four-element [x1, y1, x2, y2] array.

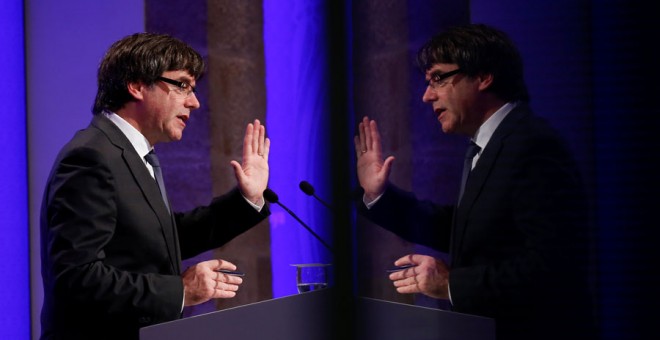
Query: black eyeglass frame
[[426, 68, 462, 88], [157, 76, 197, 95]]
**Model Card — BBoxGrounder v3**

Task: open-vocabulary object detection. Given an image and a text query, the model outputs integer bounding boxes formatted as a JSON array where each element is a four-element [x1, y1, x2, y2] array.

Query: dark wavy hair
[[416, 24, 529, 102], [92, 32, 205, 115]]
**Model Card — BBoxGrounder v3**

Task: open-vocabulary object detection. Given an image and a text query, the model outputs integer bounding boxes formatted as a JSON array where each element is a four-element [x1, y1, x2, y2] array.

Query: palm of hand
[[237, 155, 269, 199], [357, 151, 388, 196]]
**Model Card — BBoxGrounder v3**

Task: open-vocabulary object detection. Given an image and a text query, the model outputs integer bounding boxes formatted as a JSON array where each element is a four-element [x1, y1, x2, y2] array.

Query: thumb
[[230, 160, 245, 182], [382, 156, 396, 177], [213, 258, 237, 271]]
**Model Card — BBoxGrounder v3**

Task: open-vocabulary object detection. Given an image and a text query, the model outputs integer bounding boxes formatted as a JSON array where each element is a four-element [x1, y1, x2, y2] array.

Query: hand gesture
[[388, 254, 450, 300], [354, 116, 395, 201], [231, 119, 270, 204], [182, 259, 244, 306]]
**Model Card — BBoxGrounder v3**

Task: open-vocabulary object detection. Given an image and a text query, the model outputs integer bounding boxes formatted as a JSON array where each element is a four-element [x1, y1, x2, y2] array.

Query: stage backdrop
[[18, 0, 659, 339]]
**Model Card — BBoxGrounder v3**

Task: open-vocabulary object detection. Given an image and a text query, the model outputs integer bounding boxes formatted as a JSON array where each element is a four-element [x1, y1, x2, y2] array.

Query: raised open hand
[[354, 116, 395, 202], [230, 119, 270, 204]]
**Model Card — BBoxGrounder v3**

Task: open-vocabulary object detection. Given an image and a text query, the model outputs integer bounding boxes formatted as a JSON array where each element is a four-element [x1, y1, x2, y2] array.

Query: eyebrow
[[177, 77, 195, 85], [428, 70, 441, 78], [427, 68, 461, 81], [166, 73, 195, 84], [428, 70, 449, 78]]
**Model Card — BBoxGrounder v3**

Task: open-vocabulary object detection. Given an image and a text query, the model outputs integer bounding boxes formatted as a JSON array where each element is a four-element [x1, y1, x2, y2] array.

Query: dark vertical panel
[[592, 1, 659, 338], [471, 0, 660, 338], [327, 1, 355, 338]]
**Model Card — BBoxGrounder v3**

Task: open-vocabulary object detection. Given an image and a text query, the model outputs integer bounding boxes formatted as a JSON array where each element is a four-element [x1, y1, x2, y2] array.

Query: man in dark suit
[[354, 24, 594, 339], [40, 33, 271, 340]]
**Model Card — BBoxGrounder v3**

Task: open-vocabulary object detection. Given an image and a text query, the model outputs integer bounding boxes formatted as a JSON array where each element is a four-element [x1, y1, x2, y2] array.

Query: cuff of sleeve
[[448, 280, 453, 305], [363, 192, 384, 209], [242, 194, 264, 212]]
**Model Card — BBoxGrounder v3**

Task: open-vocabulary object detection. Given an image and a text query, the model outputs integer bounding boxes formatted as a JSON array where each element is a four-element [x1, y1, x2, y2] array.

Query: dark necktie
[[144, 151, 171, 214], [458, 141, 481, 204]]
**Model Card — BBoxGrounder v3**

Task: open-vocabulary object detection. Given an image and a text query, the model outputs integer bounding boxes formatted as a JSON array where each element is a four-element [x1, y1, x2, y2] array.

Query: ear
[[477, 73, 494, 91], [126, 82, 146, 101]]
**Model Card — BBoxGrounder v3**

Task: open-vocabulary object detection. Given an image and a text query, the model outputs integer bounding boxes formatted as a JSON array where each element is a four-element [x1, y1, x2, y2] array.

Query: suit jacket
[[40, 114, 269, 340], [360, 103, 594, 339]]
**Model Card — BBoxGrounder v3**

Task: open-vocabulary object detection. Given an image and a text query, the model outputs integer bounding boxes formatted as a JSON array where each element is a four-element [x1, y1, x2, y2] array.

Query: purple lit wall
[[263, 0, 334, 297], [25, 1, 145, 337], [0, 1, 29, 339]]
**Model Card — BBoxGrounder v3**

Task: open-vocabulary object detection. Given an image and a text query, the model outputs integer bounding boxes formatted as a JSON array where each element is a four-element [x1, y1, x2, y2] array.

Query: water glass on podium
[[291, 263, 330, 293]]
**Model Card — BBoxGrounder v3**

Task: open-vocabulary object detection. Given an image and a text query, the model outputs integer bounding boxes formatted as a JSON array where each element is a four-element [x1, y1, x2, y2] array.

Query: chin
[[167, 129, 185, 141]]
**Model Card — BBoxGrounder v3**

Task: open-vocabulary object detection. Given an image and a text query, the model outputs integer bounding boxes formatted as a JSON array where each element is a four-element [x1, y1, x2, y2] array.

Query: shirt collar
[[102, 111, 153, 159], [472, 101, 518, 150]]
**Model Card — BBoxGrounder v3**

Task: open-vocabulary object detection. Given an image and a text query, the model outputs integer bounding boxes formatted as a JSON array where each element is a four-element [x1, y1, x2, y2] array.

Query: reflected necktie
[[458, 141, 481, 204], [144, 151, 171, 214]]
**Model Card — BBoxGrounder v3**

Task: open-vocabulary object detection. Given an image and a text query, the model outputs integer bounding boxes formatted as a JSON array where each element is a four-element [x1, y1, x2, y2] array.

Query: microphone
[[263, 188, 333, 253], [299, 181, 334, 212]]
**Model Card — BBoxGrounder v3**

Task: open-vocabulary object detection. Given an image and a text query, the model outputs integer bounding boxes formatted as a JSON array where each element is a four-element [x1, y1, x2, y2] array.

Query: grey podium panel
[[140, 289, 494, 340], [140, 289, 333, 340], [357, 296, 495, 340]]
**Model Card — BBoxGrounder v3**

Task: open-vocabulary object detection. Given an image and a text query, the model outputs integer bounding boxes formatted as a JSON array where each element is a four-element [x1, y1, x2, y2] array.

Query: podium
[[140, 289, 495, 340]]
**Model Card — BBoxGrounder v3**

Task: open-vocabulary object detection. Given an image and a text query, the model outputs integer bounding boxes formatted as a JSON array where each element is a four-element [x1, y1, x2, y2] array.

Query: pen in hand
[[215, 269, 246, 277]]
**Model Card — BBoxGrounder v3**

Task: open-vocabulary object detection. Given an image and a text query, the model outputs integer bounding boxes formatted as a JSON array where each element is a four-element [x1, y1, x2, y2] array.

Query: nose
[[422, 86, 437, 103], [185, 92, 201, 110]]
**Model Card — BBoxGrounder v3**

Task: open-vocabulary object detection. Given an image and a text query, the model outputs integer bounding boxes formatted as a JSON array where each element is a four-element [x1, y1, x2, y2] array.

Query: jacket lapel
[[92, 115, 181, 273], [452, 105, 529, 262]]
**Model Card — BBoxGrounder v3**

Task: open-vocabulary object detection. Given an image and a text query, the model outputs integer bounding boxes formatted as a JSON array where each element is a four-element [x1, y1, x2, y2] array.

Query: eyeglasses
[[426, 68, 462, 89], [157, 76, 197, 97]]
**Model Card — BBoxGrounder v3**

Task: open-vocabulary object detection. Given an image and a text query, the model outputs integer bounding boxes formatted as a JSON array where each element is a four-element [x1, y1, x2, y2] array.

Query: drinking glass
[[291, 263, 330, 293]]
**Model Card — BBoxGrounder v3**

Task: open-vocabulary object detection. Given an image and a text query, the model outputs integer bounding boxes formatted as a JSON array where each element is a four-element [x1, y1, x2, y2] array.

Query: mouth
[[177, 115, 189, 126], [434, 108, 446, 121]]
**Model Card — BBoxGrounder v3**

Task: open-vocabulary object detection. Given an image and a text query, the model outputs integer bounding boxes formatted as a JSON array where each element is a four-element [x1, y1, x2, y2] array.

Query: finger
[[394, 254, 415, 267], [218, 282, 240, 292], [252, 119, 261, 155], [243, 122, 255, 155], [358, 120, 366, 152], [391, 275, 416, 288], [354, 136, 362, 157], [363, 117, 372, 151], [389, 271, 404, 281], [263, 137, 271, 162], [369, 119, 382, 152], [388, 265, 416, 281], [213, 282, 240, 298], [396, 284, 420, 294], [257, 124, 265, 156], [217, 274, 243, 285], [214, 287, 238, 299]]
